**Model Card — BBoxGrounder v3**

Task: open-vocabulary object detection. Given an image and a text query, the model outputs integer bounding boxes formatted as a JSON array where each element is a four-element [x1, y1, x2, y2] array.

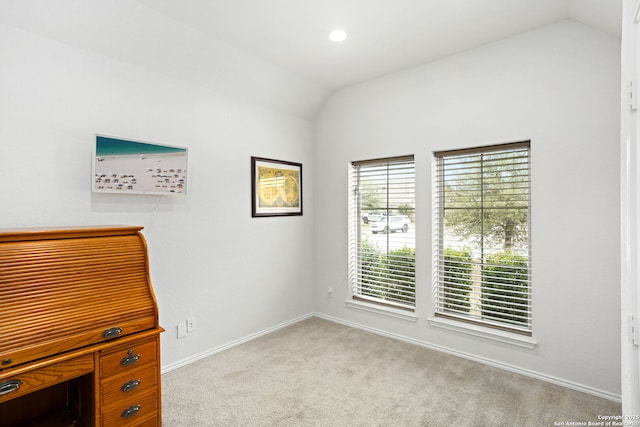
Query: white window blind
[[349, 156, 416, 310], [433, 142, 531, 334]]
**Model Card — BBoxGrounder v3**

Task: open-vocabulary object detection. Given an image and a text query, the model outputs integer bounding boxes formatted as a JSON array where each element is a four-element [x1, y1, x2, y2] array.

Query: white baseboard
[[161, 313, 314, 375], [313, 312, 622, 404]]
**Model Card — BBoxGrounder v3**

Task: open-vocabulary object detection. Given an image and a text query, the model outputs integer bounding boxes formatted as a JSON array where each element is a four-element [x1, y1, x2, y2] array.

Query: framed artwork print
[[93, 135, 188, 195], [251, 157, 302, 217]]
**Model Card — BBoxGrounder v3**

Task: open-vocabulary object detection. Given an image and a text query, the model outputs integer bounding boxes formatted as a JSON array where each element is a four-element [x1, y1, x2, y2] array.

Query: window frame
[[433, 141, 532, 336], [349, 155, 416, 313]]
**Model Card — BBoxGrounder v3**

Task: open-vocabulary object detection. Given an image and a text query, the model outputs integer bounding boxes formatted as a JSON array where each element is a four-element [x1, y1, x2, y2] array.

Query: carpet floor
[[161, 317, 621, 426]]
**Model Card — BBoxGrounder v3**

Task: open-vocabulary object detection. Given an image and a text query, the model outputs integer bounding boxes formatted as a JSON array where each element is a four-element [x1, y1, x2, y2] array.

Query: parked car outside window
[[371, 215, 410, 234]]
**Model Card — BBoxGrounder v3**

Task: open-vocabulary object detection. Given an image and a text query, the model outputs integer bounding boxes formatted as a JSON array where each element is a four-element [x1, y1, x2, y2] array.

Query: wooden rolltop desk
[[0, 226, 164, 426]]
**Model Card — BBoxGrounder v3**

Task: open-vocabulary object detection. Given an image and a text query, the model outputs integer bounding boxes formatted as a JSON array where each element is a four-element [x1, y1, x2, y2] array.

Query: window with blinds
[[349, 156, 416, 310], [433, 142, 531, 334]]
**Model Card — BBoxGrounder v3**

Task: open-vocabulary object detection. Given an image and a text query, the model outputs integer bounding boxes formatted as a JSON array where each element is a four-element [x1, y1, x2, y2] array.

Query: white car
[[371, 216, 410, 234]]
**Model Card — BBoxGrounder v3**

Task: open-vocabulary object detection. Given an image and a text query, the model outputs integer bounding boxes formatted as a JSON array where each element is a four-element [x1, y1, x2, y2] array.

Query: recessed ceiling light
[[328, 29, 347, 42]]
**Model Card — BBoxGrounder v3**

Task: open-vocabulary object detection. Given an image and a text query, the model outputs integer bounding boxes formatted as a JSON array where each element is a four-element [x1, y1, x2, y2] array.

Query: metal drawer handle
[[120, 353, 140, 366], [121, 379, 141, 393], [121, 404, 141, 419], [102, 327, 123, 339], [0, 380, 22, 396]]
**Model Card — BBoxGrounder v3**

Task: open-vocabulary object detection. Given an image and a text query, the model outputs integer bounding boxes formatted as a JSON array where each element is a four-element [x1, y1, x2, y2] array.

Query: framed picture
[[251, 157, 302, 217], [93, 135, 188, 195]]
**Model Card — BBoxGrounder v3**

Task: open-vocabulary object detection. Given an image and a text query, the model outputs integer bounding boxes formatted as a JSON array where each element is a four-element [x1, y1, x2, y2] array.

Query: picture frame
[[93, 134, 188, 195], [251, 157, 303, 217]]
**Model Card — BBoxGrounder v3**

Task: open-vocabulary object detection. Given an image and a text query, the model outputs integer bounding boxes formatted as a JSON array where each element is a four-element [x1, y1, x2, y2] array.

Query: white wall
[[314, 20, 622, 398], [0, 22, 315, 367]]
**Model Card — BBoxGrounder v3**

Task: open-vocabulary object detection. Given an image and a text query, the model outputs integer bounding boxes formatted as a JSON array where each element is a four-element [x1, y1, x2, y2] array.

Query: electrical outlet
[[328, 287, 334, 297], [187, 316, 197, 333], [177, 322, 187, 338]]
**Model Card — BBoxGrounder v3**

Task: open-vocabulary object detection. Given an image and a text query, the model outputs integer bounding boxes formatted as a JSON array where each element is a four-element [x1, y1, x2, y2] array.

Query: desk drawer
[[101, 363, 158, 404], [0, 354, 93, 404], [101, 388, 158, 426], [101, 339, 157, 377]]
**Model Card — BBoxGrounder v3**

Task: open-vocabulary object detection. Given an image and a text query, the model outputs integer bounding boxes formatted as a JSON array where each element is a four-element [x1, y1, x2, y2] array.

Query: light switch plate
[[177, 322, 187, 338]]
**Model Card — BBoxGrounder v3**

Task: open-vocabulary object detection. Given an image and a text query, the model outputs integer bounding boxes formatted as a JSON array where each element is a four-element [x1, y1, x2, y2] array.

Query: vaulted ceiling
[[0, 0, 622, 118], [139, 0, 621, 90]]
